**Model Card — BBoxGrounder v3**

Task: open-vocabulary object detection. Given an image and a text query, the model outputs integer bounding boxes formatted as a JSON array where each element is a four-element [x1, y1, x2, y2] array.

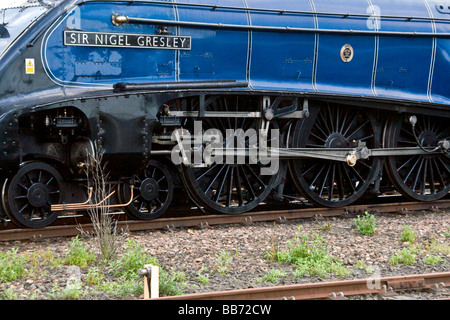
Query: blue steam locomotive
[[0, 0, 448, 228]]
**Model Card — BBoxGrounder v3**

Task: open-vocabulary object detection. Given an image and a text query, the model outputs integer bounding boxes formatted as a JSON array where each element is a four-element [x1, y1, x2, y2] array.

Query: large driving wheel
[[2, 162, 65, 228], [180, 96, 281, 214], [289, 104, 381, 207], [384, 114, 450, 201]]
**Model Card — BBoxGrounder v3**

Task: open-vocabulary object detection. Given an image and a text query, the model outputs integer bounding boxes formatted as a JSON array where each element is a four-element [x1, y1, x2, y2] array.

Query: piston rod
[[175, 144, 449, 167]]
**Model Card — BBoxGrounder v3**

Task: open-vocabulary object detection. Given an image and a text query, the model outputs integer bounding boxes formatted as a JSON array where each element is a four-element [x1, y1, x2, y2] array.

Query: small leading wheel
[[2, 162, 64, 228], [119, 160, 173, 220], [384, 114, 450, 201], [289, 104, 381, 207]]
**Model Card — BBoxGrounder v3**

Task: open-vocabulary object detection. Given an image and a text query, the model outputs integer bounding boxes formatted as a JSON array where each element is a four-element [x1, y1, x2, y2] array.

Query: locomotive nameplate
[[63, 30, 191, 50]]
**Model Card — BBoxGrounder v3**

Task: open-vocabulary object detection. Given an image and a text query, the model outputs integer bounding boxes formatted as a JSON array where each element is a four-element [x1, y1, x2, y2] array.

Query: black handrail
[[112, 15, 450, 37], [113, 80, 249, 92], [83, 0, 450, 23]]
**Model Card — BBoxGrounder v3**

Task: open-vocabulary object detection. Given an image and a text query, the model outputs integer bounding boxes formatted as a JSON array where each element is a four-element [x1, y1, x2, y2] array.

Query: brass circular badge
[[340, 44, 354, 63]]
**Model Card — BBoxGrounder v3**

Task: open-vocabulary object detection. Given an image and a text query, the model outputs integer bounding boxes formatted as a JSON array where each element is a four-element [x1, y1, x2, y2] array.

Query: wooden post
[[140, 265, 159, 299]]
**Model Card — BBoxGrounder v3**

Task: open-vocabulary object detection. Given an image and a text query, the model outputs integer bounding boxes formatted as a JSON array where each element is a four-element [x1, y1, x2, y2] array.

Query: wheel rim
[[120, 160, 173, 220], [2, 162, 64, 228], [180, 96, 281, 214], [384, 114, 450, 201], [289, 104, 380, 207]]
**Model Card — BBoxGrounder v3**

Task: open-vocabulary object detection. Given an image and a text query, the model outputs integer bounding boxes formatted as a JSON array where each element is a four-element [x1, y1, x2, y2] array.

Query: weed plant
[[399, 225, 416, 244], [353, 211, 376, 235], [0, 249, 27, 283], [265, 226, 349, 278]]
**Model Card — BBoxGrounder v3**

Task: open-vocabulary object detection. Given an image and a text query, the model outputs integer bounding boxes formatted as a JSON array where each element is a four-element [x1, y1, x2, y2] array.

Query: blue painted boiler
[[29, 0, 449, 105]]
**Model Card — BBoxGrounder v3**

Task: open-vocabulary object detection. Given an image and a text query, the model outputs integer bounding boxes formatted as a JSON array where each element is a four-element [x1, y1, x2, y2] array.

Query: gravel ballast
[[0, 208, 449, 300]]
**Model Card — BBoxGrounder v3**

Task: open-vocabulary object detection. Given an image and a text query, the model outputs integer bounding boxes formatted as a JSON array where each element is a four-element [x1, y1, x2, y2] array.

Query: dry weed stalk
[[81, 141, 125, 261]]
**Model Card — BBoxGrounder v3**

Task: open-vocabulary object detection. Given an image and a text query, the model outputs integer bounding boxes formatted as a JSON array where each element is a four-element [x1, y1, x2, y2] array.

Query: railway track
[[148, 271, 450, 300], [0, 197, 449, 242]]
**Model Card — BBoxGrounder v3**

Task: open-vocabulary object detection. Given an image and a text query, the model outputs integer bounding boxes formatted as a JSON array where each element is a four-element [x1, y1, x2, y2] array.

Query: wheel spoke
[[432, 158, 446, 187], [196, 163, 219, 182], [29, 209, 35, 221], [421, 159, 428, 195], [437, 157, 450, 175], [339, 109, 349, 133], [327, 105, 335, 132], [328, 164, 336, 201], [349, 165, 365, 183], [239, 165, 256, 200], [319, 163, 331, 198], [26, 173, 34, 185], [234, 166, 244, 206], [157, 176, 166, 184], [411, 158, 424, 192], [215, 166, 230, 203], [155, 197, 163, 206], [314, 121, 330, 141], [337, 164, 345, 200], [346, 120, 369, 141], [397, 156, 416, 172], [226, 166, 235, 207], [302, 162, 320, 176], [308, 163, 326, 189], [318, 110, 332, 135], [18, 182, 28, 191], [342, 164, 356, 193], [18, 203, 29, 214], [244, 165, 267, 189], [425, 159, 434, 194], [204, 165, 226, 195], [310, 132, 326, 144], [403, 157, 421, 184], [342, 112, 359, 137], [358, 134, 374, 142], [45, 176, 54, 186]]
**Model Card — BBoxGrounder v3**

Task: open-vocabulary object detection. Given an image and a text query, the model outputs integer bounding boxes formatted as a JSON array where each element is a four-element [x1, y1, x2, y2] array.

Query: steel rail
[[0, 198, 448, 241], [150, 271, 450, 300]]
